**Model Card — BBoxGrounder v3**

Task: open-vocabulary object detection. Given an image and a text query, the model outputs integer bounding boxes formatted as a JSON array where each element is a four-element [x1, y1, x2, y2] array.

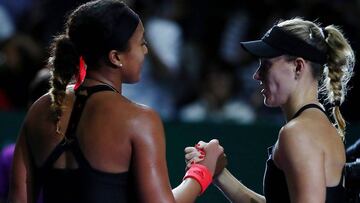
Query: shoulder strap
[[42, 85, 117, 169], [76, 84, 117, 96], [291, 103, 327, 120], [42, 139, 70, 169], [267, 146, 274, 156]]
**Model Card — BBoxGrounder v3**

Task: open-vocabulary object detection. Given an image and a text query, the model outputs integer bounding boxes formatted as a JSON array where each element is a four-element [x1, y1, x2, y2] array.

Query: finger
[[187, 156, 205, 168], [209, 139, 219, 144], [196, 141, 207, 149], [186, 162, 192, 169], [205, 140, 224, 157], [185, 150, 201, 164], [184, 147, 196, 153], [186, 158, 195, 169], [186, 158, 196, 169], [206, 140, 219, 149], [185, 150, 201, 161], [194, 155, 205, 163]]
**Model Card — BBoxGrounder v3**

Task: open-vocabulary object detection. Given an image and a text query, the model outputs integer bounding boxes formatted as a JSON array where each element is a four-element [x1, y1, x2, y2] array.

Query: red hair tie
[[74, 56, 86, 90]]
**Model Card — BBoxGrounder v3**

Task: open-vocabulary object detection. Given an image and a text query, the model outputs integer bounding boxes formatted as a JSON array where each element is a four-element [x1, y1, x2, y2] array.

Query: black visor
[[240, 26, 327, 64]]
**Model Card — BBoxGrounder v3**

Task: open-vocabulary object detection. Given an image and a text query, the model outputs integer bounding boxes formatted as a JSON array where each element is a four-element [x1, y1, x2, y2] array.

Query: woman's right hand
[[185, 139, 227, 176]]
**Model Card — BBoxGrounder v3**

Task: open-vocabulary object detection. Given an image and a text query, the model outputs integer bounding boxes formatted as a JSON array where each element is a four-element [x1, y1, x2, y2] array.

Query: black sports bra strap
[[291, 103, 327, 120], [67, 85, 117, 139], [69, 139, 93, 168], [42, 85, 118, 168], [76, 85, 116, 97], [42, 139, 70, 169]]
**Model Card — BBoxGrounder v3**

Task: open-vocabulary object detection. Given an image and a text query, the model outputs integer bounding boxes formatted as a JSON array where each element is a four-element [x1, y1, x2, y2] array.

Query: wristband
[[183, 164, 213, 195]]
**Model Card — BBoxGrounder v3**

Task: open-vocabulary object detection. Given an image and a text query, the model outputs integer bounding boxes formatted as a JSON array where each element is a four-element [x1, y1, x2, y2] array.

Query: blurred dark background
[[0, 0, 359, 202], [1, 0, 360, 124]]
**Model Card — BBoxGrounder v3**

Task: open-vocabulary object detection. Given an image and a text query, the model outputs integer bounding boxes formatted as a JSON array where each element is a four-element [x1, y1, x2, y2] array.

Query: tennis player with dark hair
[[8, 1, 224, 203]]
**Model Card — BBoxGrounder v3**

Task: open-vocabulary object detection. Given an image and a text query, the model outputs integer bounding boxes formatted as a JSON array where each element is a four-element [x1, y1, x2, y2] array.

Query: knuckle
[[211, 139, 219, 143]]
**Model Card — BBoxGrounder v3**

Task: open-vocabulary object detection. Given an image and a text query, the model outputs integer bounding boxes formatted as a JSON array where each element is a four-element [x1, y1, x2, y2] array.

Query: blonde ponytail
[[322, 25, 355, 139]]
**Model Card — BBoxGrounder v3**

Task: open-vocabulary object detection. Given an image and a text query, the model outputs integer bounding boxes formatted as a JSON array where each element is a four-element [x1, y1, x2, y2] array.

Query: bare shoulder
[[98, 94, 164, 137], [126, 101, 164, 135], [278, 109, 334, 149], [278, 119, 316, 146], [25, 93, 53, 123], [28, 93, 52, 111], [120, 99, 165, 147], [105, 94, 161, 122], [27, 86, 74, 115], [275, 118, 323, 169], [125, 100, 163, 129]]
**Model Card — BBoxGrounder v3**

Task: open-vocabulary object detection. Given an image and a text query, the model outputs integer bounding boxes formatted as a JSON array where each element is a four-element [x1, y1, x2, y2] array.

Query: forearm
[[213, 169, 265, 203], [172, 178, 201, 203], [7, 187, 28, 203]]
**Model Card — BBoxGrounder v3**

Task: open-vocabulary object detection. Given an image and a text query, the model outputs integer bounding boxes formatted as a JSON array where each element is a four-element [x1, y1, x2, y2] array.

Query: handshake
[[183, 139, 228, 194]]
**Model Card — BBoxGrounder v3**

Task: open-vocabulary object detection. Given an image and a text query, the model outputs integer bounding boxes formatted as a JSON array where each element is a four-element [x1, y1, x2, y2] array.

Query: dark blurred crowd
[[0, 0, 360, 125]]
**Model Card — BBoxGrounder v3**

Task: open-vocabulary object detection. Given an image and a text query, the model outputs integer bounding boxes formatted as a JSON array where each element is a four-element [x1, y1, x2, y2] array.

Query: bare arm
[[8, 123, 35, 203], [185, 143, 265, 203], [131, 109, 221, 203], [214, 168, 265, 203], [275, 126, 326, 203]]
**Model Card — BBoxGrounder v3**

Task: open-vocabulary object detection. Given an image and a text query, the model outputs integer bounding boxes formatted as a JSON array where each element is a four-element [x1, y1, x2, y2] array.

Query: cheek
[[276, 82, 293, 101], [265, 74, 294, 105], [131, 49, 144, 66], [125, 51, 144, 82], [133, 52, 145, 75]]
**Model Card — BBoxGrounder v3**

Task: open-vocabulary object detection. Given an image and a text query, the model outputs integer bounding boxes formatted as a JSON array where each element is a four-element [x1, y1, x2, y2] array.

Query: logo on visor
[[264, 28, 273, 38], [262, 27, 275, 39]]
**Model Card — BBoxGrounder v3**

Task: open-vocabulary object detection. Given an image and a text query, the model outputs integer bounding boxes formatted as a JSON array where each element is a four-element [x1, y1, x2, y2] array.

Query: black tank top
[[263, 104, 345, 203], [33, 85, 135, 203]]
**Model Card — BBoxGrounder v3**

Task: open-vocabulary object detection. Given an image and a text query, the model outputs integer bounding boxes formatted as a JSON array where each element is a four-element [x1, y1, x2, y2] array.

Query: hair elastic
[[74, 56, 86, 90]]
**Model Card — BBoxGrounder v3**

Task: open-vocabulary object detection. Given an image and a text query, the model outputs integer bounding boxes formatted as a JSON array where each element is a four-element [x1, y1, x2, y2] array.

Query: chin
[[133, 76, 141, 83], [125, 79, 139, 84], [124, 75, 141, 84], [264, 98, 280, 108]]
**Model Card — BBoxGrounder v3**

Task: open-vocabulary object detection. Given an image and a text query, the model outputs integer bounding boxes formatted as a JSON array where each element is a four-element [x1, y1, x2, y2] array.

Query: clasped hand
[[184, 139, 227, 177]]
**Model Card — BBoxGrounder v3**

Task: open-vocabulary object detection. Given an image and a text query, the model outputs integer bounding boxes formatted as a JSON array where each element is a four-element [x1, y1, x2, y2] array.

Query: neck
[[281, 81, 320, 122], [84, 71, 122, 94]]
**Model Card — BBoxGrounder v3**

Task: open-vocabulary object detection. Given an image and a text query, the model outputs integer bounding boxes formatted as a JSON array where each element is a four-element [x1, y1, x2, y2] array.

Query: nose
[[253, 67, 261, 81], [143, 45, 148, 55]]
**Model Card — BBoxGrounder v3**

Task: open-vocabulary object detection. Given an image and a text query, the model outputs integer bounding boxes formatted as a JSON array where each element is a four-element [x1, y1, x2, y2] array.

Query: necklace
[[85, 77, 121, 94]]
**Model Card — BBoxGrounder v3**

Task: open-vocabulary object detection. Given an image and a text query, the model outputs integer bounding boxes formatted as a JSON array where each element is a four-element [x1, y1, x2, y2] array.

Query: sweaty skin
[[9, 22, 224, 203]]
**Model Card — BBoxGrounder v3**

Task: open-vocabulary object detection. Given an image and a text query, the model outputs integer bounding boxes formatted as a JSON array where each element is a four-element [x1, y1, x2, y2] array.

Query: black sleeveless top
[[33, 85, 135, 203], [263, 104, 345, 203]]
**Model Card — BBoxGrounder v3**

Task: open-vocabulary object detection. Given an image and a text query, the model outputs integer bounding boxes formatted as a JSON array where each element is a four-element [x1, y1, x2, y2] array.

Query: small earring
[[119, 63, 123, 67]]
